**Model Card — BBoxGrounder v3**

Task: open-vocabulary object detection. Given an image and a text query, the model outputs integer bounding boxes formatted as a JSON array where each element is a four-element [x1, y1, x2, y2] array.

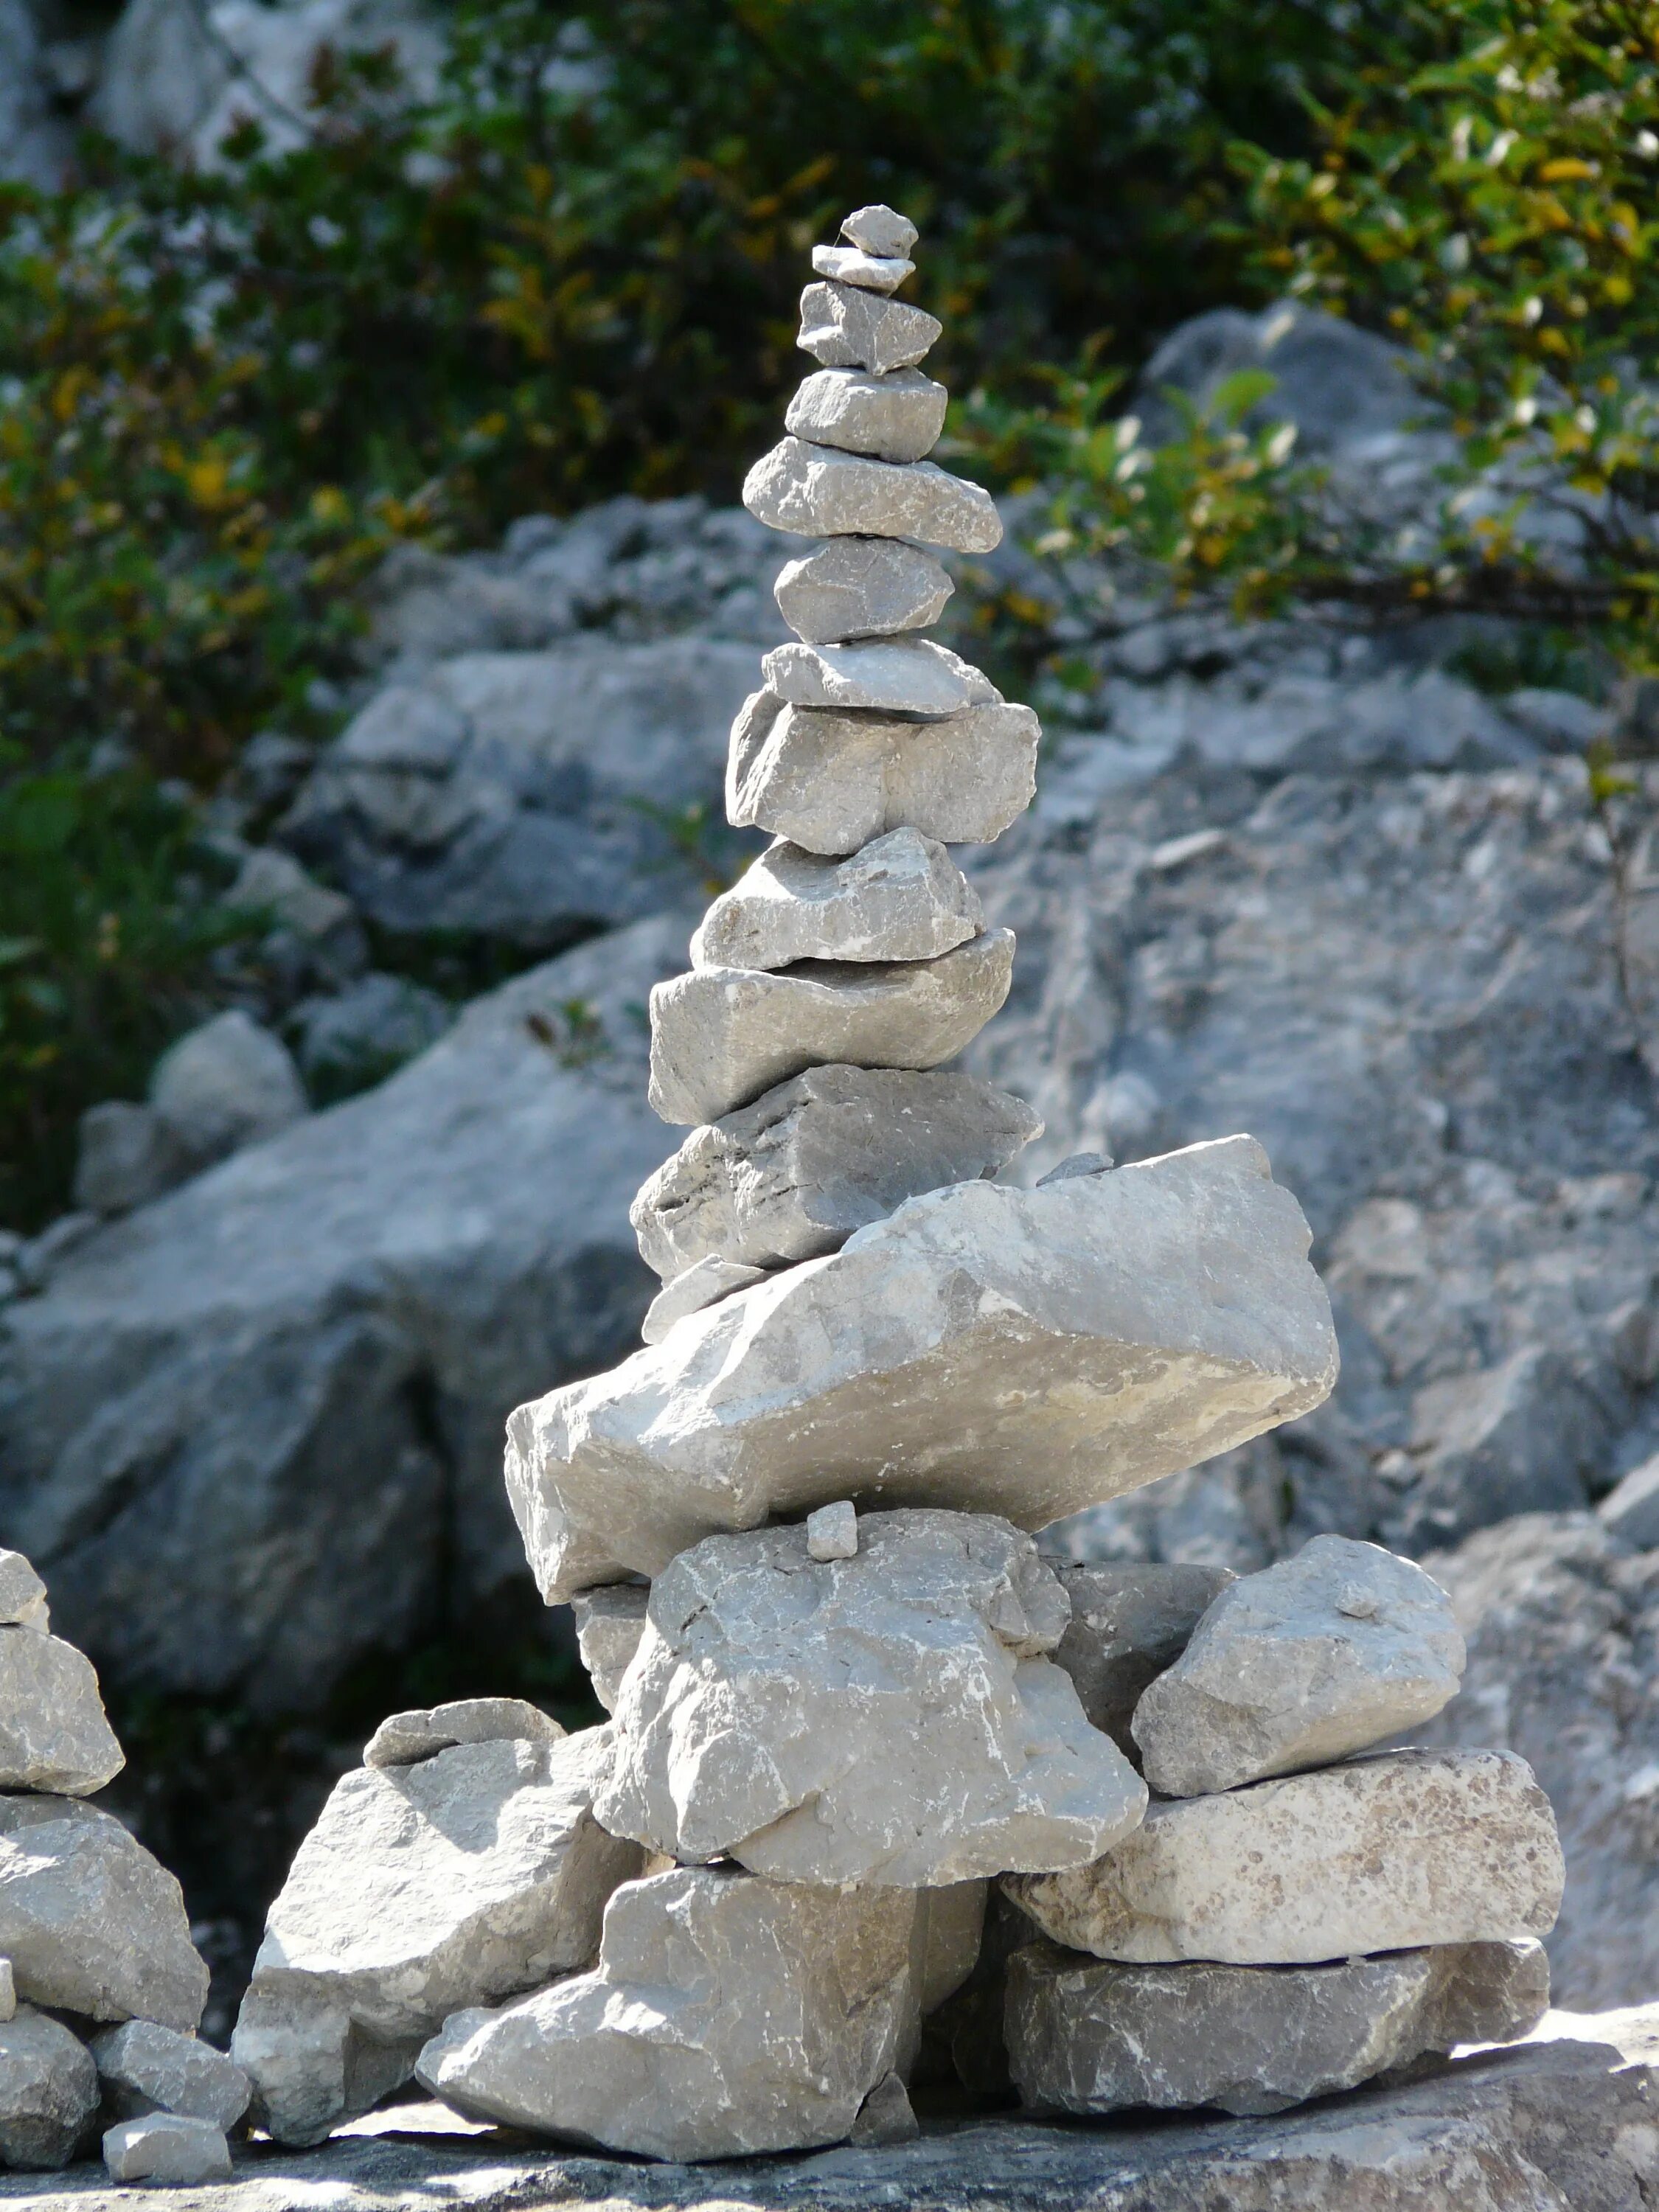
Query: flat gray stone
[[762, 639, 998, 717], [90, 2020, 250, 2130], [784, 373, 948, 466], [1132, 1534, 1467, 1796], [0, 1554, 46, 1635], [1005, 1747, 1565, 1964], [1006, 1939, 1551, 2118], [0, 1797, 206, 2031], [0, 2007, 97, 2171], [810, 245, 914, 293], [0, 1630, 124, 1795], [631, 1064, 1042, 1281], [841, 204, 918, 258], [691, 831, 982, 972], [744, 438, 1001, 552], [507, 1137, 1338, 1602], [641, 1257, 767, 1344], [102, 2113, 231, 2184], [595, 1512, 1147, 1886], [568, 1586, 649, 1713], [647, 931, 1016, 1125], [727, 694, 1039, 855], [361, 1698, 565, 1770], [796, 283, 942, 374], [775, 536, 951, 642], [1048, 1563, 1236, 1756]]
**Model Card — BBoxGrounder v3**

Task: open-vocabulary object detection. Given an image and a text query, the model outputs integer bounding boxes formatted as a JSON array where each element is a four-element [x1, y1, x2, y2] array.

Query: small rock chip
[[848, 2070, 919, 2144], [0, 1627, 125, 1795], [811, 244, 914, 293], [91, 2020, 251, 2131], [841, 204, 919, 259], [785, 372, 948, 467], [363, 1697, 566, 1770], [806, 1500, 858, 1560], [692, 830, 983, 973], [0, 1552, 47, 1635], [1049, 1563, 1237, 1756], [763, 637, 999, 718], [102, 2112, 232, 2185], [641, 1256, 767, 1343], [0, 2006, 99, 2171], [797, 282, 942, 375], [745, 437, 1001, 552], [568, 1587, 650, 1713]]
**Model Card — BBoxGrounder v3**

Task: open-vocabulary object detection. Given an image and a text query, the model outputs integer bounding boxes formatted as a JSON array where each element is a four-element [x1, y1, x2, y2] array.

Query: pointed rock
[[744, 437, 1001, 552], [0, 1629, 124, 1795], [776, 536, 952, 641], [842, 204, 918, 258], [763, 637, 998, 717], [798, 282, 941, 373], [641, 1256, 767, 1343], [692, 830, 982, 971], [811, 244, 914, 293], [785, 369, 947, 464]]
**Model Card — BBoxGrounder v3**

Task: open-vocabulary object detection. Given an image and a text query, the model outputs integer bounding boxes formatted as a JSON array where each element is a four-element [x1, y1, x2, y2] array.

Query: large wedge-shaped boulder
[[231, 1727, 643, 2144], [508, 1137, 1338, 1601], [0, 1627, 125, 1795], [1004, 1748, 1564, 1964], [690, 831, 982, 972], [595, 1511, 1147, 1885], [743, 438, 1001, 552]]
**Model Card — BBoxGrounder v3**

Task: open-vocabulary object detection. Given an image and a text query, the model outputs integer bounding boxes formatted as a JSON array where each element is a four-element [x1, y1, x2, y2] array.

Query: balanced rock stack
[[0, 1548, 246, 2183]]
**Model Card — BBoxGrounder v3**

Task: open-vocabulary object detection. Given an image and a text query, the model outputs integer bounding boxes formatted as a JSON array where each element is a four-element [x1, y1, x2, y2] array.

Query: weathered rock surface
[[508, 1137, 1338, 1601], [647, 930, 1017, 1124], [796, 285, 942, 375], [0, 1962, 13, 2023], [1047, 1562, 1235, 1756], [641, 1257, 768, 1343], [0, 1557, 46, 1635], [0, 1631, 124, 1796], [89, 2020, 250, 2131], [232, 1727, 643, 2144], [842, 204, 919, 258], [0, 1798, 206, 2031], [1006, 1747, 1564, 1964], [361, 1698, 564, 1770], [1132, 1534, 1465, 1795], [762, 639, 998, 717], [631, 1065, 1041, 1280], [1006, 1938, 1551, 2118], [691, 831, 982, 972], [775, 536, 951, 642], [102, 2114, 232, 2185], [0, 2008, 98, 2171], [728, 696, 1039, 853], [568, 1586, 649, 1712], [810, 246, 914, 293], [595, 1512, 1147, 1885], [806, 1499, 859, 1560], [744, 439, 1000, 552], [784, 372, 947, 467]]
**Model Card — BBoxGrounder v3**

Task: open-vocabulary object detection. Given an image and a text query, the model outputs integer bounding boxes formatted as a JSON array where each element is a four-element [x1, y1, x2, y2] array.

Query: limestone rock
[[102, 2112, 232, 2184], [1048, 1562, 1236, 1756], [763, 637, 998, 717], [361, 1698, 564, 1770], [785, 372, 947, 467], [0, 1554, 47, 1635], [568, 1586, 649, 1713], [647, 930, 1016, 1125], [641, 1257, 767, 1343], [90, 2019, 251, 2130], [0, 1796, 206, 2031], [1005, 1748, 1565, 1964], [806, 1500, 858, 1560], [0, 1960, 13, 2022], [842, 205, 919, 258], [727, 695, 1039, 854], [1133, 1534, 1466, 1796], [1006, 1939, 1551, 2118], [797, 283, 942, 375], [596, 1512, 1147, 1885], [691, 830, 982, 972], [631, 1064, 1042, 1281], [0, 1629, 125, 1796], [744, 437, 1001, 552], [775, 535, 951, 642], [848, 2072, 919, 2145], [232, 1727, 643, 2143], [0, 2007, 98, 2171], [508, 1137, 1338, 1601], [810, 245, 914, 293]]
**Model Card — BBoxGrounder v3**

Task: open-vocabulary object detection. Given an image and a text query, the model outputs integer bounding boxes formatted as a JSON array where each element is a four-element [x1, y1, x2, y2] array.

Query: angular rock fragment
[[631, 1064, 1041, 1281], [362, 1697, 564, 1770], [232, 1727, 643, 2144], [568, 1586, 649, 1713], [691, 830, 982, 972], [596, 1512, 1147, 1885], [102, 2112, 232, 2184], [1133, 1534, 1466, 1796], [647, 929, 1016, 1124], [849, 2071, 919, 2144], [776, 535, 952, 642], [1006, 1939, 1551, 2118], [641, 1256, 767, 1343], [806, 1499, 858, 1560], [1048, 1562, 1236, 1756], [0, 1628, 125, 1795], [91, 2018, 251, 2130], [0, 2007, 99, 2171], [763, 637, 998, 716], [0, 1797, 206, 2030], [1004, 1748, 1564, 1964], [727, 695, 1039, 854], [810, 244, 914, 293], [842, 204, 918, 259], [509, 1138, 1338, 1600], [744, 437, 1001, 552], [796, 283, 942, 375], [785, 372, 948, 467], [0, 1553, 48, 1635]]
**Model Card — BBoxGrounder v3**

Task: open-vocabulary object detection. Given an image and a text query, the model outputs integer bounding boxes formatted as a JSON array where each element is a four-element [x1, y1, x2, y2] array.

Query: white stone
[[0, 1629, 125, 1795], [361, 1697, 564, 1769], [842, 204, 918, 258], [647, 930, 1016, 1125], [568, 1586, 649, 1713], [785, 372, 948, 466], [776, 537, 951, 645], [1004, 1748, 1565, 1964], [641, 1256, 767, 1344], [596, 1512, 1147, 1886], [811, 244, 914, 293], [798, 282, 941, 374], [0, 1552, 47, 1635], [631, 1064, 1042, 1281], [763, 638, 998, 717], [745, 437, 1001, 552], [727, 694, 1039, 855], [102, 2112, 232, 2184], [0, 2006, 99, 2171], [1133, 1535, 1467, 1796], [806, 1500, 858, 1560], [507, 1137, 1338, 1601], [149, 1009, 307, 1166], [691, 830, 982, 972], [231, 1727, 643, 2144], [91, 2019, 251, 2130], [1048, 1562, 1237, 1756]]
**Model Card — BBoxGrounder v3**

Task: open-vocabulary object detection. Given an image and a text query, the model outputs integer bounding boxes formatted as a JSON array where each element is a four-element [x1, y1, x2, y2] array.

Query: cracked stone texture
[[0, 1630, 124, 1797], [692, 831, 983, 973], [1046, 1562, 1236, 1757], [646, 930, 1017, 1125], [361, 1697, 565, 1769], [1132, 1534, 1466, 1796], [641, 1257, 768, 1343], [0, 2007, 98, 2171], [630, 1065, 1042, 1281], [744, 438, 1001, 552], [1006, 1747, 1564, 1965], [728, 695, 1039, 855], [784, 372, 947, 467], [89, 2020, 250, 2131], [0, 1797, 206, 2031], [796, 283, 942, 375], [231, 1727, 644, 2144], [507, 1137, 1338, 1602], [1006, 1938, 1551, 2118], [594, 1511, 1147, 1885], [775, 537, 952, 644], [762, 639, 998, 717], [568, 1585, 649, 1712]]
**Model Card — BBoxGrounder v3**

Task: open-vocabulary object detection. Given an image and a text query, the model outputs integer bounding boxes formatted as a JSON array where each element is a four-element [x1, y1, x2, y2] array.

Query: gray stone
[[0, 1557, 46, 1635], [1135, 298, 1418, 456], [1005, 1747, 1565, 1965], [0, 0, 71, 192], [841, 205, 918, 259], [72, 1105, 191, 1218], [90, 2021, 251, 2131], [102, 2114, 232, 2185], [762, 638, 999, 717], [796, 283, 942, 375], [291, 974, 453, 1096], [1048, 1562, 1236, 1756], [0, 1961, 12, 2023], [0, 2008, 97, 2171], [691, 831, 983, 972], [646, 930, 1017, 1124], [0, 1797, 206, 2030], [744, 438, 1001, 552], [0, 1629, 125, 1795], [1132, 1535, 1466, 1796], [1599, 1452, 1659, 1548], [232, 1727, 642, 2144], [806, 1500, 858, 1560], [148, 1012, 308, 1168], [775, 536, 951, 642], [727, 695, 1039, 854], [568, 1586, 648, 1713], [595, 1512, 1147, 1886], [641, 1256, 767, 1344], [847, 2072, 919, 2145], [784, 373, 948, 466], [1037, 1152, 1112, 1185], [1394, 1346, 1599, 1551], [508, 1137, 1338, 1601], [630, 1064, 1042, 1281], [810, 246, 914, 293], [361, 1698, 565, 1769], [225, 847, 358, 947], [1006, 1939, 1551, 2118]]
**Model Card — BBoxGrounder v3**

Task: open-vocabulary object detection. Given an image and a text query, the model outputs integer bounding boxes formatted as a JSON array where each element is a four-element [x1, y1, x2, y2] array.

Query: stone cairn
[[229, 209, 1567, 2161]]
